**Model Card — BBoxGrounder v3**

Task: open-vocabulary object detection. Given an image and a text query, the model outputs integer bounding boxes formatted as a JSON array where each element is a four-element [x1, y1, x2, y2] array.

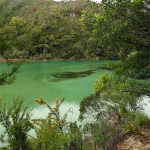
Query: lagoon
[[0, 60, 150, 148]]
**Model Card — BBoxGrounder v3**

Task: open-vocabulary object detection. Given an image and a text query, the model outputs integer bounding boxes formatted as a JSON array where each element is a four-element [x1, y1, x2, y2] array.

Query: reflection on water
[[48, 65, 114, 83], [52, 70, 95, 78]]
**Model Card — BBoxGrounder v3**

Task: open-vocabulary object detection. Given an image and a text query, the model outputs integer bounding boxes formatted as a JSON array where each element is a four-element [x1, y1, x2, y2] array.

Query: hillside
[[0, 0, 119, 61]]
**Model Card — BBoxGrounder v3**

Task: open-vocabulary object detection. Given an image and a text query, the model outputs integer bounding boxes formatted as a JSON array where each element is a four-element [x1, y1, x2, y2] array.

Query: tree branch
[[122, 90, 150, 97], [108, 5, 150, 35], [106, 28, 150, 49]]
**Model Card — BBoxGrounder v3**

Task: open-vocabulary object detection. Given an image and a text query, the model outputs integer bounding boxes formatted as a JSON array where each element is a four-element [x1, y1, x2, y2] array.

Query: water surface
[[0, 60, 116, 108], [0, 60, 149, 148]]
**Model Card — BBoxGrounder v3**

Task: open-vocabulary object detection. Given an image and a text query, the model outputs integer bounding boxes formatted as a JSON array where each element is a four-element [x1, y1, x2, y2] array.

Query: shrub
[[92, 120, 121, 150], [8, 123, 32, 150], [28, 97, 85, 150], [29, 122, 68, 150], [136, 112, 150, 127], [65, 121, 83, 150], [119, 120, 147, 137], [119, 111, 150, 138], [0, 96, 35, 150]]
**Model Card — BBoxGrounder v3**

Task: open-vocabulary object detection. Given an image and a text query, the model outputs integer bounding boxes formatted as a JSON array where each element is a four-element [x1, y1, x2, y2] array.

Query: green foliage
[[9, 17, 27, 30], [80, 0, 150, 78], [108, 50, 150, 80], [79, 10, 96, 33], [8, 123, 31, 149], [93, 120, 120, 149], [136, 113, 150, 127], [29, 123, 67, 150], [65, 121, 83, 150], [78, 94, 101, 121], [30, 97, 69, 134], [0, 0, 105, 61], [0, 0, 31, 85], [126, 111, 150, 127], [27, 97, 84, 149], [0, 94, 126, 150], [0, 96, 35, 149], [93, 73, 112, 95], [0, 61, 25, 85], [120, 120, 146, 137], [78, 69, 149, 133]]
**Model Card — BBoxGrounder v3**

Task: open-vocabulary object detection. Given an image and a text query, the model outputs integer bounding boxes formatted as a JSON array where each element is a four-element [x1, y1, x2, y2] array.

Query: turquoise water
[[0, 60, 150, 148], [0, 60, 117, 108], [0, 60, 116, 147]]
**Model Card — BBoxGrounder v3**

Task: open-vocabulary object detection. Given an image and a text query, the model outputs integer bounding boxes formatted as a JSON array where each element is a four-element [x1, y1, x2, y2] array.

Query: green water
[[0, 60, 149, 148], [0, 60, 117, 109], [0, 60, 117, 147]]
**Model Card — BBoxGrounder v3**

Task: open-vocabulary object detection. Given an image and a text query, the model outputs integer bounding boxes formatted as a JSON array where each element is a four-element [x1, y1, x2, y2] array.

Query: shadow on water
[[48, 70, 95, 82], [47, 67, 114, 82]]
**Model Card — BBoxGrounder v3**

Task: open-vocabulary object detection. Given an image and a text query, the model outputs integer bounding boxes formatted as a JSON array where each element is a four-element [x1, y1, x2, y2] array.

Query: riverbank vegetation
[[0, 0, 150, 149]]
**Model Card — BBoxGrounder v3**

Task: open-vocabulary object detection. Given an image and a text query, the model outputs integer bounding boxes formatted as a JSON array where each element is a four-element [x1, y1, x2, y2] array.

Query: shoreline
[[0, 59, 36, 63], [0, 58, 105, 63]]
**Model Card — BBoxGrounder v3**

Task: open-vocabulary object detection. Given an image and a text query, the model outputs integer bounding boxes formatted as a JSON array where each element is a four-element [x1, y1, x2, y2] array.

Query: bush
[[1, 96, 85, 150], [8, 123, 31, 150], [119, 120, 146, 138], [119, 111, 150, 138], [136, 112, 150, 127], [28, 97, 86, 150], [29, 123, 68, 150], [65, 121, 83, 150], [92, 120, 121, 150], [0, 96, 35, 150]]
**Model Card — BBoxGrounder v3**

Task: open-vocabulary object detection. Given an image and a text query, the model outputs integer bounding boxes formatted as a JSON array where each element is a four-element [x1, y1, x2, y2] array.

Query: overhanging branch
[[108, 5, 150, 35]]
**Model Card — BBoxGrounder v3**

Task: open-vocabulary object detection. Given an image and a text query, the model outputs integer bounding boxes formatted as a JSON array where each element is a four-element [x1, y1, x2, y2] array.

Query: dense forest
[[0, 0, 117, 61], [0, 0, 150, 149]]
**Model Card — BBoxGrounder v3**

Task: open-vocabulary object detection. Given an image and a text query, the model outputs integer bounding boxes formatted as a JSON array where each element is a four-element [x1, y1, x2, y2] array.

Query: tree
[[74, 5, 78, 15], [0, 0, 29, 85], [84, 0, 150, 57], [79, 0, 150, 90], [78, 0, 150, 124], [78, 72, 148, 122], [33, 3, 37, 12]]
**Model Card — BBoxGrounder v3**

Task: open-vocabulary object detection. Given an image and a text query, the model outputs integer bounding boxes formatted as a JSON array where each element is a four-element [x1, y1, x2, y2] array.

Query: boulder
[[107, 113, 122, 128]]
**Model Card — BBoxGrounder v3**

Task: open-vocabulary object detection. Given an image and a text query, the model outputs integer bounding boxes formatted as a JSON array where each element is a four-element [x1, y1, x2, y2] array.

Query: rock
[[107, 113, 122, 128], [144, 144, 150, 149], [117, 134, 150, 150]]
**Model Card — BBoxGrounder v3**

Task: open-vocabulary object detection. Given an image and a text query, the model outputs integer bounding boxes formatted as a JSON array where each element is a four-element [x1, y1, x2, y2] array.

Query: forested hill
[[0, 0, 119, 60]]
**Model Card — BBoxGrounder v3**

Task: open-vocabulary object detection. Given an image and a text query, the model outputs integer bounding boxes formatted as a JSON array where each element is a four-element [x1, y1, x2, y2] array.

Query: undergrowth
[[0, 96, 150, 150]]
